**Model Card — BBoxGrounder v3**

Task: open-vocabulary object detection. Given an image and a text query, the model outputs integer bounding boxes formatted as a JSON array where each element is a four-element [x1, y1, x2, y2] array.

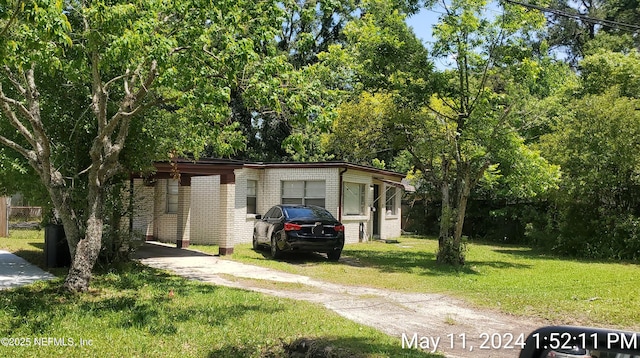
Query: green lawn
[[0, 231, 438, 358], [229, 237, 640, 330]]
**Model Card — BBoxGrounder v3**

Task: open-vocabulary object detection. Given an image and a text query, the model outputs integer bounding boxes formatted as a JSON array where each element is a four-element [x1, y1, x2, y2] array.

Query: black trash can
[[44, 224, 71, 268]]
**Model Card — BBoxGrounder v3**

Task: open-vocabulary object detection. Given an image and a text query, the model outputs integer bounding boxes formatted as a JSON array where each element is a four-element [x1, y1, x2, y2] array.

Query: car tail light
[[284, 223, 302, 231], [334, 224, 344, 232]]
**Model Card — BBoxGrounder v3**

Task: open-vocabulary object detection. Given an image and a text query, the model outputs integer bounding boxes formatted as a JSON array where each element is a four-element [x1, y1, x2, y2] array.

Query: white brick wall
[[218, 183, 235, 251], [190, 176, 220, 245], [233, 169, 259, 247], [176, 183, 191, 245], [131, 179, 155, 239], [260, 167, 341, 217], [154, 179, 177, 243]]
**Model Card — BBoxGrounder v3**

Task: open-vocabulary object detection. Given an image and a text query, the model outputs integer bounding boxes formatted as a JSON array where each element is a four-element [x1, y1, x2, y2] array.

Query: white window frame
[[385, 185, 397, 216], [246, 179, 257, 214], [343, 182, 366, 216], [281, 181, 326, 208]]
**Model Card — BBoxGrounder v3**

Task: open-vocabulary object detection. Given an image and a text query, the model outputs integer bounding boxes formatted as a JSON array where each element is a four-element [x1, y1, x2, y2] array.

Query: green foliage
[[544, 0, 640, 64], [320, 0, 432, 101], [539, 88, 640, 259], [327, 92, 398, 166], [580, 50, 640, 97]]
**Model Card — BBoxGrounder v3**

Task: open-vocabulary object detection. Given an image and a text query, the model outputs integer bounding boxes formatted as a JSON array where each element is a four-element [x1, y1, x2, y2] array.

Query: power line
[[502, 0, 640, 32]]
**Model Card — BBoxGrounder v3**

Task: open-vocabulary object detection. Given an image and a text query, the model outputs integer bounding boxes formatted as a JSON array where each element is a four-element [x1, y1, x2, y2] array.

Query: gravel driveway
[[133, 242, 547, 358]]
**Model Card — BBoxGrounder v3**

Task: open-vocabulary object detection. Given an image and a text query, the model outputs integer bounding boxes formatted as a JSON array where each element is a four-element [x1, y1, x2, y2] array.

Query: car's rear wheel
[[270, 234, 282, 259], [327, 249, 341, 261]]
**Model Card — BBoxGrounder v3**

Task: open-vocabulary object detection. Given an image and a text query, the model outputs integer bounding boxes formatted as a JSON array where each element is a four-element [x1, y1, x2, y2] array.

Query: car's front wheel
[[327, 249, 342, 261], [252, 232, 259, 251], [270, 234, 282, 259]]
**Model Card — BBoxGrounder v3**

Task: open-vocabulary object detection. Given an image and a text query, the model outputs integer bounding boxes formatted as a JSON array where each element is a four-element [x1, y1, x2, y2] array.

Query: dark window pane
[[305, 198, 325, 208], [247, 197, 256, 214]]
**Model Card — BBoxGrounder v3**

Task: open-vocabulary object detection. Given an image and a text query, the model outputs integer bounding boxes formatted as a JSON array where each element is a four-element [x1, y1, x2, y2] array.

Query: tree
[[542, 0, 640, 65], [242, 0, 433, 163], [0, 0, 287, 291], [323, 0, 558, 263], [538, 51, 640, 259], [320, 0, 434, 166], [405, 0, 558, 264]]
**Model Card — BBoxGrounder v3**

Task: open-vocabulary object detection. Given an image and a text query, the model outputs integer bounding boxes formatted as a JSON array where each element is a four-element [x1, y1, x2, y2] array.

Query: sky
[[405, 8, 440, 45], [405, 8, 452, 68], [406, 2, 504, 44], [404, 4, 505, 68]]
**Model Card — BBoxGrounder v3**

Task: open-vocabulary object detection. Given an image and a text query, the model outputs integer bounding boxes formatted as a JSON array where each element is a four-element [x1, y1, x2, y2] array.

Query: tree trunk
[[453, 170, 472, 245], [437, 167, 470, 266], [63, 185, 104, 292]]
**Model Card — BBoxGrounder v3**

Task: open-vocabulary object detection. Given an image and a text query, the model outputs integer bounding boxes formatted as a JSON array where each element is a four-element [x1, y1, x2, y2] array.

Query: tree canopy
[[2, 0, 640, 291]]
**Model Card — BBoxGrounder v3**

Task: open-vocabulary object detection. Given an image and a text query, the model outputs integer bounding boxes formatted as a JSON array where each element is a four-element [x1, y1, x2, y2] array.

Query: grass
[[228, 237, 640, 330], [0, 230, 438, 358]]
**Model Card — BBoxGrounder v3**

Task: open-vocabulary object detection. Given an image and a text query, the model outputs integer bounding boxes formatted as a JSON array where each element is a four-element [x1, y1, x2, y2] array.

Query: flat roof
[[243, 161, 405, 178], [151, 158, 406, 179]]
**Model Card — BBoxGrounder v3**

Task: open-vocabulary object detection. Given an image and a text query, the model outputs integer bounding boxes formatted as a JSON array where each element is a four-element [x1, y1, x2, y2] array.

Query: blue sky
[[405, 8, 440, 45], [404, 4, 504, 68], [405, 8, 452, 68]]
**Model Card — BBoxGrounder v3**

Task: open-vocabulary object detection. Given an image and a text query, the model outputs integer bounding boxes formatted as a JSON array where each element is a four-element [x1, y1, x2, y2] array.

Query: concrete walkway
[[0, 250, 55, 290], [133, 242, 545, 358]]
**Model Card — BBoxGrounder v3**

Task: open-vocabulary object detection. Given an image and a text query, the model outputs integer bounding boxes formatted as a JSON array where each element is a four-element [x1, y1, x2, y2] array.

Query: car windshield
[[284, 206, 335, 221]]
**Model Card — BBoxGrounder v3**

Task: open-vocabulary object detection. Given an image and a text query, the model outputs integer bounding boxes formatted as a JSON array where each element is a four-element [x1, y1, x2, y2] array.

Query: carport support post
[[176, 178, 191, 248], [218, 181, 235, 255]]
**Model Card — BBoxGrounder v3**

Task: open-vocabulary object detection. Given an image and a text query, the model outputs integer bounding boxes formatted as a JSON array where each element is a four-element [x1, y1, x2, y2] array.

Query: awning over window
[[376, 178, 416, 193]]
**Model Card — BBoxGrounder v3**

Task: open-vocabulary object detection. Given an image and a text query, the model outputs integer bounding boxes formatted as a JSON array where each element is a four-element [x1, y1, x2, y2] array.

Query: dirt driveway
[[133, 242, 547, 358]]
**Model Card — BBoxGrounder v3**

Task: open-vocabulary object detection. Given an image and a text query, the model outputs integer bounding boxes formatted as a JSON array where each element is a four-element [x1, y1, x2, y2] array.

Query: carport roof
[[143, 158, 406, 184]]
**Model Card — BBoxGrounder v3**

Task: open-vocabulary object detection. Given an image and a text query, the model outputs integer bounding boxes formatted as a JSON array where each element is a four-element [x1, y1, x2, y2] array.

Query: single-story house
[[130, 158, 412, 254]]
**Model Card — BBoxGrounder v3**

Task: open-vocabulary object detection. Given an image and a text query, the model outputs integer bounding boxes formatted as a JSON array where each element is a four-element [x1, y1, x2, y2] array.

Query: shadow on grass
[[132, 242, 214, 259], [492, 247, 557, 260], [342, 249, 532, 276], [0, 262, 277, 338], [207, 336, 442, 358], [12, 248, 47, 269], [252, 247, 332, 264], [250, 241, 533, 275], [29, 242, 45, 250]]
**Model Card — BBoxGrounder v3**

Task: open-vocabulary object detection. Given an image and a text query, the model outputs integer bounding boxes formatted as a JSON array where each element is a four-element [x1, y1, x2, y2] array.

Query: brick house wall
[[131, 179, 155, 240], [130, 161, 406, 252], [190, 176, 220, 245], [153, 179, 177, 242]]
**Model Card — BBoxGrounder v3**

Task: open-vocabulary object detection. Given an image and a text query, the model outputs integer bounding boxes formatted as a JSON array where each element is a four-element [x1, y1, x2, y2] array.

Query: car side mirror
[[255, 214, 262, 220]]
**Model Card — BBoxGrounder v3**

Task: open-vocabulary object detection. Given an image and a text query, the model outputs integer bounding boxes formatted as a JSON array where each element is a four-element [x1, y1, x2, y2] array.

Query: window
[[385, 186, 397, 215], [343, 182, 366, 215], [265, 206, 282, 220], [281, 181, 325, 207], [247, 180, 257, 214], [166, 179, 179, 214]]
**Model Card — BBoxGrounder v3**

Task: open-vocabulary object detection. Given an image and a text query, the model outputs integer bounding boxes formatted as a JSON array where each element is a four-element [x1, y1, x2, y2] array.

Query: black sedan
[[253, 205, 345, 261]]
